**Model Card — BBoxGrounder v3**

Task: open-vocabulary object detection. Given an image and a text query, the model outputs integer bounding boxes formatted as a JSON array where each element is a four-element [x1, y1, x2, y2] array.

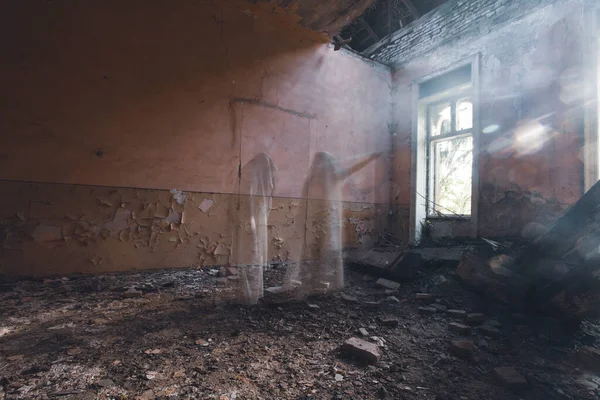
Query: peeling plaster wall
[[390, 0, 585, 240], [0, 0, 391, 276]]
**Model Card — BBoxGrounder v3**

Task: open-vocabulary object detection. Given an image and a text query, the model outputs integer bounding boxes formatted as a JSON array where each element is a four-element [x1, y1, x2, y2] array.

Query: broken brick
[[419, 306, 437, 314], [493, 367, 527, 390], [447, 309, 467, 320], [340, 293, 359, 303], [379, 317, 399, 327], [449, 340, 474, 359], [341, 337, 380, 364], [123, 288, 143, 298], [227, 267, 239, 276], [466, 313, 485, 325], [479, 325, 501, 337], [375, 278, 401, 291], [448, 322, 471, 335], [416, 293, 434, 302]]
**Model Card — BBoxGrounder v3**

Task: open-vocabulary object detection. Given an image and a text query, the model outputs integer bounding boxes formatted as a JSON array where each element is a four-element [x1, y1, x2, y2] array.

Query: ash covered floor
[[0, 264, 599, 400]]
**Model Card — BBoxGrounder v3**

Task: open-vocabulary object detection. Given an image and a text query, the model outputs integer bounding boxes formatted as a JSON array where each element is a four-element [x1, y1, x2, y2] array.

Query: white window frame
[[425, 91, 474, 217], [409, 54, 480, 244]]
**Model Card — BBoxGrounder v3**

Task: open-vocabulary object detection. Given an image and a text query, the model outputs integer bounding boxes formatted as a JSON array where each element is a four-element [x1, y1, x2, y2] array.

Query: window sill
[[426, 215, 471, 221]]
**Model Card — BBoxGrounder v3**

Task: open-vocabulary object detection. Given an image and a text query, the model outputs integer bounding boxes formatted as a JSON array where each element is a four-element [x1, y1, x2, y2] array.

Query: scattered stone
[[432, 303, 447, 312], [123, 288, 143, 298], [363, 275, 375, 282], [432, 275, 448, 286], [377, 386, 388, 398], [341, 293, 358, 303], [7, 354, 24, 361], [173, 369, 186, 378], [195, 339, 210, 346], [67, 347, 83, 356], [493, 367, 527, 390], [448, 322, 471, 335], [375, 278, 401, 291], [144, 349, 162, 355], [335, 374, 344, 382], [466, 313, 486, 325], [341, 337, 380, 364], [419, 306, 437, 314], [416, 293, 434, 302], [449, 340, 474, 359], [379, 317, 399, 327], [386, 296, 400, 303], [447, 309, 467, 320], [227, 275, 240, 281], [227, 267, 239, 276], [359, 328, 369, 337], [479, 325, 502, 337], [215, 277, 228, 286], [577, 346, 600, 374], [308, 303, 320, 309], [98, 379, 113, 387]]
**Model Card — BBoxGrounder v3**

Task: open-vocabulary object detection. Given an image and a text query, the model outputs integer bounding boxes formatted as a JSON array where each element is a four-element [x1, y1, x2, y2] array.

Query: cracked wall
[[390, 0, 586, 240], [0, 0, 391, 276]]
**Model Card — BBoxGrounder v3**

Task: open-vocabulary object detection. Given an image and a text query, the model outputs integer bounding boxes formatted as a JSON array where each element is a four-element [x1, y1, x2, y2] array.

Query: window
[[410, 55, 478, 243], [426, 92, 474, 216]]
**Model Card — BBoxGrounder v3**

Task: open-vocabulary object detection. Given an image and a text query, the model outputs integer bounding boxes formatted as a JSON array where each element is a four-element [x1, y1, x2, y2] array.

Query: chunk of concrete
[[449, 340, 474, 359], [493, 367, 527, 390], [375, 278, 401, 291], [466, 313, 486, 325], [479, 325, 502, 337], [341, 337, 380, 364]]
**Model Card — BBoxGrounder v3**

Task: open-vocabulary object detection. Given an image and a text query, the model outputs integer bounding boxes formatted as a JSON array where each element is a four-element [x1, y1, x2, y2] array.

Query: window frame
[[425, 91, 474, 218], [409, 54, 480, 244]]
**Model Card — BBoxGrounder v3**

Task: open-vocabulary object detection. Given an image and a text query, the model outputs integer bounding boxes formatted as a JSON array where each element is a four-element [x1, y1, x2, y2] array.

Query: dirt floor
[[1, 262, 599, 400]]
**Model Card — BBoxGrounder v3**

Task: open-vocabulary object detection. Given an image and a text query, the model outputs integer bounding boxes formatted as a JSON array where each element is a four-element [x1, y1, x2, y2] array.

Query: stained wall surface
[[390, 0, 587, 240], [0, 0, 391, 276]]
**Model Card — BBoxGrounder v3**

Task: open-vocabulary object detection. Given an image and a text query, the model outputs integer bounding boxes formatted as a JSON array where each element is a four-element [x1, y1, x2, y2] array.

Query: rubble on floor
[[1, 262, 599, 399]]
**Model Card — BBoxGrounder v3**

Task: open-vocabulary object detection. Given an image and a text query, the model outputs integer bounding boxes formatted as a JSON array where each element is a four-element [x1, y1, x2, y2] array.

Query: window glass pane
[[431, 136, 473, 215], [456, 98, 473, 131], [429, 102, 451, 137]]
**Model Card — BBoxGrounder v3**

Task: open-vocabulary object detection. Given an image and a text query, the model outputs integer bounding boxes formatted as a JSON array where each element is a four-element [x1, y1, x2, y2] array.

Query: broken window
[[426, 95, 473, 216]]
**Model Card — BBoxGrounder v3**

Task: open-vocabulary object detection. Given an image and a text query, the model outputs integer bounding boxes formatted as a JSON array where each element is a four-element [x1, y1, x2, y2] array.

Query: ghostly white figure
[[231, 153, 277, 305], [286, 151, 380, 295]]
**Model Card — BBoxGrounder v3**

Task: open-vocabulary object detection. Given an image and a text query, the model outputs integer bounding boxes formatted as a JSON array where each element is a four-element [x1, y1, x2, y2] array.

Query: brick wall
[[369, 0, 562, 65]]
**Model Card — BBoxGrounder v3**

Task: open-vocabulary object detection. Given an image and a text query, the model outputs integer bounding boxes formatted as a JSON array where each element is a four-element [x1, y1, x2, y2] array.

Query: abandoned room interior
[[2, 0, 600, 398]]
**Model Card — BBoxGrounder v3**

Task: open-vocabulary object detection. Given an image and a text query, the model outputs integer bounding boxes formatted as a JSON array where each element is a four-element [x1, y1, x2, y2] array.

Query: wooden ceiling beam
[[359, 17, 380, 41], [401, 0, 422, 19]]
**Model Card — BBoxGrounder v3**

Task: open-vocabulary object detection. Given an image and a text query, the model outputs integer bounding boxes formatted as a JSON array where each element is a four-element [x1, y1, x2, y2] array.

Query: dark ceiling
[[338, 0, 447, 53]]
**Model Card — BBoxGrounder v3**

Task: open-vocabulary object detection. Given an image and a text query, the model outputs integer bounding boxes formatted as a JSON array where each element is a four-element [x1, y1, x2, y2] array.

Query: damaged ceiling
[[259, 0, 448, 53], [256, 0, 379, 35], [339, 0, 447, 52]]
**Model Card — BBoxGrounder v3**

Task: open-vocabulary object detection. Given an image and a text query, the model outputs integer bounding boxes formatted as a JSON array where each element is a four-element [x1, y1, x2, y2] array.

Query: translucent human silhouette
[[285, 151, 380, 296], [230, 153, 277, 305]]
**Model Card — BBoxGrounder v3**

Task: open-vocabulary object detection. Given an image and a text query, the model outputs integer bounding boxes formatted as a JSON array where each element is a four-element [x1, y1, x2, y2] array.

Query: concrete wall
[[390, 0, 587, 240], [0, 0, 391, 276]]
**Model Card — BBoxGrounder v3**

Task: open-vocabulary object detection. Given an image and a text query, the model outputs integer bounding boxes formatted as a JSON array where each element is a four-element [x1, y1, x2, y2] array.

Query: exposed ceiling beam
[[401, 0, 421, 19], [359, 17, 380, 41]]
